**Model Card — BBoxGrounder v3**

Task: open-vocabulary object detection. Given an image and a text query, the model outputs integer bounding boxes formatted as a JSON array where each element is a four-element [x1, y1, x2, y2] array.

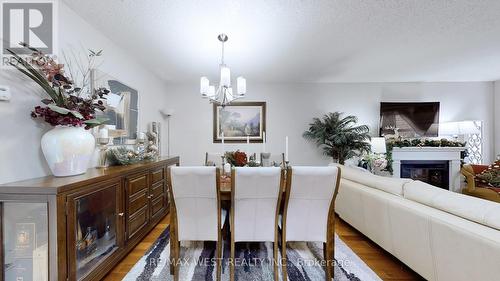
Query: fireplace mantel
[[391, 147, 466, 192]]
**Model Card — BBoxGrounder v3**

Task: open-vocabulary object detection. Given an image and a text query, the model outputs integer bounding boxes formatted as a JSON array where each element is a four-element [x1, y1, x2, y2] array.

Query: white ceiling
[[64, 0, 500, 83]]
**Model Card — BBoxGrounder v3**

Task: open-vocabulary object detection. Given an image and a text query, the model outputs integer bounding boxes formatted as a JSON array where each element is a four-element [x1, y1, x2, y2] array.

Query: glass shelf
[[2, 202, 48, 281], [74, 186, 118, 280]]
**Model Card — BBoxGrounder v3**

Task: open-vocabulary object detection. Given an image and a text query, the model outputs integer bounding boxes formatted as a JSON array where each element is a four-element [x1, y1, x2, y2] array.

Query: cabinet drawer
[[128, 206, 148, 239], [127, 174, 148, 196], [151, 196, 165, 218], [151, 182, 164, 198], [129, 190, 148, 215], [151, 168, 165, 184]]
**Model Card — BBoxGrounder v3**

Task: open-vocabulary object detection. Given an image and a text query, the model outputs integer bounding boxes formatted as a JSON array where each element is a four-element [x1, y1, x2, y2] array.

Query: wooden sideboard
[[0, 156, 179, 281]]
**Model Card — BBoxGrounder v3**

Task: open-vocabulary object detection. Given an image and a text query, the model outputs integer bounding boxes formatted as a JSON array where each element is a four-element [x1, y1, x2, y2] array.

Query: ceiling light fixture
[[200, 34, 246, 107]]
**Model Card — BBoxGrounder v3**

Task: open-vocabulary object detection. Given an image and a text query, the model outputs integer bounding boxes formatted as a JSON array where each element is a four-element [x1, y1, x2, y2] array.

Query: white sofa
[[334, 164, 500, 281]]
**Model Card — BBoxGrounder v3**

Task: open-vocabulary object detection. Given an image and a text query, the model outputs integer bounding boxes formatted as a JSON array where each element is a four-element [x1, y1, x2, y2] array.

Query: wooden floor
[[103, 214, 170, 281], [103, 214, 424, 281], [335, 217, 424, 281]]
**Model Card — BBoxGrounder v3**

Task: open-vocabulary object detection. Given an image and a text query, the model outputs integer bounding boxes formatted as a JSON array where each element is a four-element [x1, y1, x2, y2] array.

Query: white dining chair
[[230, 167, 284, 281], [205, 152, 223, 166], [281, 166, 341, 281], [167, 166, 224, 281]]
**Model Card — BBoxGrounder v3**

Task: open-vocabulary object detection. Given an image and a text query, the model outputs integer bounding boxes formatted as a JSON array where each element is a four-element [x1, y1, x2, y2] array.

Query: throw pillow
[[477, 160, 500, 187]]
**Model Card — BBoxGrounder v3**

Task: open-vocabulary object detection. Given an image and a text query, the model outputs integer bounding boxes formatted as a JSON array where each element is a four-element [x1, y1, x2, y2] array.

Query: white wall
[[165, 82, 495, 166], [495, 81, 500, 158], [0, 2, 169, 184]]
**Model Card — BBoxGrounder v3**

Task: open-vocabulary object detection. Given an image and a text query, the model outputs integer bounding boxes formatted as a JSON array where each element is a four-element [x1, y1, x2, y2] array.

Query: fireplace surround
[[392, 147, 465, 192], [401, 160, 449, 189]]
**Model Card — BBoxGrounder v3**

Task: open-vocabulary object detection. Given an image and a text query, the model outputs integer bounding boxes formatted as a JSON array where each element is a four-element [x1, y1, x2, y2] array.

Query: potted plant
[[303, 112, 371, 164], [7, 43, 109, 177]]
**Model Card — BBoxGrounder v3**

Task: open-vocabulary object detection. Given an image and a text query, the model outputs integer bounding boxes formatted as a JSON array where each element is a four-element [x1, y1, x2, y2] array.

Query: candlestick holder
[[136, 137, 146, 154], [221, 155, 226, 175], [96, 137, 110, 168]]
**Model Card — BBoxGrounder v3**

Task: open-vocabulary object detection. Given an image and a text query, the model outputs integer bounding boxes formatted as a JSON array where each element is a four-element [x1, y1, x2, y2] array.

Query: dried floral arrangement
[[106, 147, 145, 166], [106, 133, 159, 166], [225, 150, 248, 167], [7, 43, 109, 129]]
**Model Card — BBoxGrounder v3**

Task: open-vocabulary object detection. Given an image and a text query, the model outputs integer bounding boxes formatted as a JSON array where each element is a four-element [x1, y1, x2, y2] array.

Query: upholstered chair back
[[284, 166, 340, 242], [232, 167, 282, 242], [169, 166, 219, 241]]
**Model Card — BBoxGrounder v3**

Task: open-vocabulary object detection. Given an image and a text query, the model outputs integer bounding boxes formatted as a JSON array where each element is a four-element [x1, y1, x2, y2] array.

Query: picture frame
[[91, 69, 140, 144], [213, 102, 266, 143]]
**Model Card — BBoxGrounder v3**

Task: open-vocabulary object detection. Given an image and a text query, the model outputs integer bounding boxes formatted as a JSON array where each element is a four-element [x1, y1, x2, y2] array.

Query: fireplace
[[401, 160, 449, 189]]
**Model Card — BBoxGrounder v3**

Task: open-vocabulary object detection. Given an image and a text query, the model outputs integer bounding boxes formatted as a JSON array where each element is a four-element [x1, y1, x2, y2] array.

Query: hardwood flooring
[[335, 216, 424, 281], [103, 213, 424, 281], [103, 214, 170, 281]]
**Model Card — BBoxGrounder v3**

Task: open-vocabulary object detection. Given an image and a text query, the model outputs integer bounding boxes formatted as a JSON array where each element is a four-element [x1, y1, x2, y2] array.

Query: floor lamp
[[160, 109, 174, 156]]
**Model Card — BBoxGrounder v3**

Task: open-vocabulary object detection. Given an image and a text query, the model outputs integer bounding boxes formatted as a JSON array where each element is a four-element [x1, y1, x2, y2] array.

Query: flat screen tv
[[379, 102, 440, 138]]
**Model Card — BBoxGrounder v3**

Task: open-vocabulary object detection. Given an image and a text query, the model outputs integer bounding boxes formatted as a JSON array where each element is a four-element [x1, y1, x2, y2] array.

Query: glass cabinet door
[[1, 202, 49, 281], [67, 181, 123, 281]]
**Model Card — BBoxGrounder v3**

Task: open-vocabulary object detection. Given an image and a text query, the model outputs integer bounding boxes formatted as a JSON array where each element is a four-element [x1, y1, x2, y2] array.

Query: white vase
[[41, 126, 95, 177]]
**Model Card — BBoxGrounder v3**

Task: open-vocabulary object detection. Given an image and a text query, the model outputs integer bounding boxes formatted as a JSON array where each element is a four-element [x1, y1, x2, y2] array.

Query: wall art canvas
[[91, 70, 139, 144], [213, 102, 266, 143], [380, 102, 440, 138]]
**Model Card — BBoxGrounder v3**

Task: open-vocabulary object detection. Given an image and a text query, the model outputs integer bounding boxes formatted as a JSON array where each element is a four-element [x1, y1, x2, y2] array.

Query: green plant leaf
[[47, 104, 84, 119], [83, 116, 109, 125]]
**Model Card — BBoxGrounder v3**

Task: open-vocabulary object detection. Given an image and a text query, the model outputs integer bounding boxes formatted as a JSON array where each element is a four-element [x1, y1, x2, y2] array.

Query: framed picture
[[91, 69, 139, 144], [213, 102, 266, 143]]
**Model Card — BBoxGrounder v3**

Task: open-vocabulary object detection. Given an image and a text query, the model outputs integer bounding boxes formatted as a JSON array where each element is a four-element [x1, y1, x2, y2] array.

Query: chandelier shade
[[237, 76, 246, 95], [200, 76, 209, 96], [200, 34, 246, 106], [220, 66, 231, 87]]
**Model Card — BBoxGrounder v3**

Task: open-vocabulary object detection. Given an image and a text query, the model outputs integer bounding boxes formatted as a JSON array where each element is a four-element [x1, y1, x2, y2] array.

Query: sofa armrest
[[461, 165, 477, 191]]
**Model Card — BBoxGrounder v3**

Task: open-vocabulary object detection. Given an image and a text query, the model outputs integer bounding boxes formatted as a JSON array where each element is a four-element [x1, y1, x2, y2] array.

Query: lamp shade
[[237, 76, 246, 95], [200, 77, 209, 95], [220, 66, 231, 87], [371, 137, 387, 154]]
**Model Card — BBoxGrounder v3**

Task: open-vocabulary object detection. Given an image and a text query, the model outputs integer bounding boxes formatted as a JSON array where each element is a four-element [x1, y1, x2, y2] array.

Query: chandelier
[[200, 34, 246, 107]]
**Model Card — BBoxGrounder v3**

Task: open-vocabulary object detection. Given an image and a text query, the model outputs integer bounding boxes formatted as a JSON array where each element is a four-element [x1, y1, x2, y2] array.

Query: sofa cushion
[[404, 180, 500, 231], [470, 164, 489, 187], [333, 164, 410, 196], [477, 160, 500, 187]]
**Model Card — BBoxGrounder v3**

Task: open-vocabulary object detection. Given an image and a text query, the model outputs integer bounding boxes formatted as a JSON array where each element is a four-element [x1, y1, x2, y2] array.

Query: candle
[[224, 163, 231, 174], [246, 135, 250, 155], [98, 128, 108, 139], [221, 132, 225, 152], [285, 136, 289, 162], [262, 131, 266, 153]]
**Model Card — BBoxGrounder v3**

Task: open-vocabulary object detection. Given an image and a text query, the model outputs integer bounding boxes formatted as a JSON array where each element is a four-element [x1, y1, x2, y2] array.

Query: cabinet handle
[[148, 195, 154, 199], [118, 212, 124, 217]]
